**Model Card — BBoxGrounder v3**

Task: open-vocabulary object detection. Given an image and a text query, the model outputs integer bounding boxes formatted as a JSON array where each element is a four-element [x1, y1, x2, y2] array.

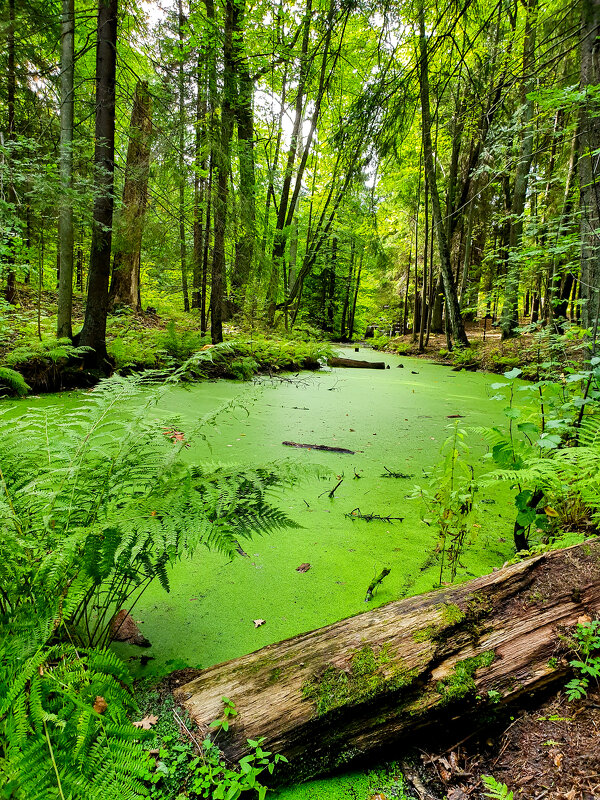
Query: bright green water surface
[[8, 349, 518, 799], [10, 349, 514, 670], [121, 351, 513, 672]]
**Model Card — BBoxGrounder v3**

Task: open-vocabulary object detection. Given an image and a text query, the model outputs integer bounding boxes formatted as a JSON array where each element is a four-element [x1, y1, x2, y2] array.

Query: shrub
[[158, 321, 209, 363], [0, 366, 30, 396]]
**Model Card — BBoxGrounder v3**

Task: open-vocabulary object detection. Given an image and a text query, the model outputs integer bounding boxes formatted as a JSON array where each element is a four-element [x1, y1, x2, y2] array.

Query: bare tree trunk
[[266, 0, 313, 324], [579, 0, 600, 350], [210, 0, 235, 343], [347, 248, 362, 339], [229, 0, 255, 313], [108, 81, 152, 311], [57, 0, 75, 338], [192, 50, 207, 311], [418, 7, 468, 348], [201, 154, 213, 334], [78, 0, 118, 364], [549, 124, 578, 325], [500, 0, 537, 339], [418, 179, 429, 352], [402, 250, 411, 335], [5, 0, 17, 304], [340, 238, 354, 340], [178, 0, 190, 312]]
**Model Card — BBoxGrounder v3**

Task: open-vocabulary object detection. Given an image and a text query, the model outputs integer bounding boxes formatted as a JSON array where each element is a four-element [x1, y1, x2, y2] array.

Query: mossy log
[[175, 540, 600, 782], [329, 356, 386, 369]]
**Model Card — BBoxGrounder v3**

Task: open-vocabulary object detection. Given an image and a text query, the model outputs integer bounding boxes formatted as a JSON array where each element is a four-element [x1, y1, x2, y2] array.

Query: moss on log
[[175, 540, 600, 782]]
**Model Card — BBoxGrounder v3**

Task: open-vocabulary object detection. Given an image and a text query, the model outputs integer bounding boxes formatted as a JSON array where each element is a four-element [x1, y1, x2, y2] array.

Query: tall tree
[[4, 0, 17, 304], [210, 0, 235, 342], [579, 0, 600, 348], [178, 0, 190, 312], [417, 6, 468, 348], [108, 81, 152, 311], [57, 0, 75, 338], [500, 0, 538, 339], [228, 0, 255, 314], [77, 0, 118, 363]]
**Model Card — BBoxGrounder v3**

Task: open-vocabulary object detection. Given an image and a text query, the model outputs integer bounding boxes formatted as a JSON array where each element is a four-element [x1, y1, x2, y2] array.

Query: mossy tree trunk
[[108, 81, 152, 312], [176, 540, 600, 783]]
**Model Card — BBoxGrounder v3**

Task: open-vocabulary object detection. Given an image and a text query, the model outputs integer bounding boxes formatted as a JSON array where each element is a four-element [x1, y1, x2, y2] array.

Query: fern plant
[[0, 641, 149, 800], [1, 338, 93, 394], [0, 369, 313, 798], [477, 364, 600, 549], [482, 775, 514, 800]]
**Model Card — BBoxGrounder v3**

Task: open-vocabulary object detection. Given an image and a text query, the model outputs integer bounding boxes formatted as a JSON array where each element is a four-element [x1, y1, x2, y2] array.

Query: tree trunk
[[108, 81, 152, 312], [418, 180, 429, 353], [57, 0, 75, 338], [178, 0, 190, 313], [329, 356, 385, 369], [579, 0, 600, 349], [192, 50, 207, 311], [4, 0, 17, 305], [229, 0, 256, 313], [77, 0, 118, 364], [340, 238, 354, 340], [201, 154, 213, 334], [500, 0, 537, 339], [210, 0, 235, 343], [266, 0, 313, 325], [176, 540, 600, 784], [549, 124, 578, 326], [347, 248, 362, 339], [418, 8, 468, 348]]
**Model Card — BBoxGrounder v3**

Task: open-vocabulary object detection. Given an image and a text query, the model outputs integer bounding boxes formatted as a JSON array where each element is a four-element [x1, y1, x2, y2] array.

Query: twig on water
[[319, 475, 344, 498], [365, 567, 391, 601], [345, 507, 404, 523], [381, 467, 414, 478]]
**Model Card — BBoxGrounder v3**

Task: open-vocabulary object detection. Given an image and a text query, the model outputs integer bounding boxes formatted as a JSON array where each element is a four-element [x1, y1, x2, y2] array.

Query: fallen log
[[175, 540, 600, 783], [329, 356, 386, 369], [282, 441, 355, 454]]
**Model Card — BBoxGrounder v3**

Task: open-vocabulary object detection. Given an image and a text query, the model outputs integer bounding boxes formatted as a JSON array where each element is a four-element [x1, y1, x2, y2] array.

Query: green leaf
[[516, 508, 536, 527], [517, 422, 538, 436], [503, 368, 522, 380], [537, 434, 561, 450]]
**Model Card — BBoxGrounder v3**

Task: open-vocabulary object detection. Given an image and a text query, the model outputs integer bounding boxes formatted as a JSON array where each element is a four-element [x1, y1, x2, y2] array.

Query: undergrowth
[[0, 316, 333, 394]]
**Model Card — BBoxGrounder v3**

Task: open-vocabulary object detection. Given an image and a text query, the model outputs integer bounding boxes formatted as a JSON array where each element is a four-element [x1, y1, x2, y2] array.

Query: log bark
[[329, 357, 386, 369], [175, 540, 600, 783]]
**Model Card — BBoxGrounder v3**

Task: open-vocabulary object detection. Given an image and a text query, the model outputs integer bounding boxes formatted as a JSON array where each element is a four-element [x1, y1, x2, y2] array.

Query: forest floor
[[417, 685, 600, 800], [368, 319, 583, 379]]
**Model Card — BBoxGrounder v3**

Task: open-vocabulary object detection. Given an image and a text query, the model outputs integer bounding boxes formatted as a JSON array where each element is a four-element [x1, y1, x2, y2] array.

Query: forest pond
[[10, 351, 519, 671], [6, 351, 536, 797]]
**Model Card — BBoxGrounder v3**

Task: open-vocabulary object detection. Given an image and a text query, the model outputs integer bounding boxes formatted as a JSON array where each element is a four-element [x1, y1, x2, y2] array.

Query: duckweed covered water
[[8, 350, 517, 671], [127, 351, 514, 671]]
